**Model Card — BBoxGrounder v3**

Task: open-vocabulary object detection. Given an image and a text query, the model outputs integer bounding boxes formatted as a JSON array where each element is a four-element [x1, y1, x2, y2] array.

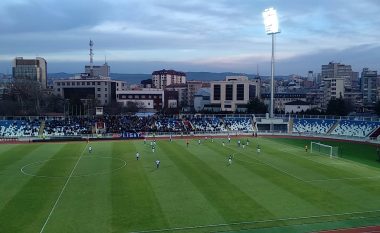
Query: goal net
[[310, 142, 339, 158]]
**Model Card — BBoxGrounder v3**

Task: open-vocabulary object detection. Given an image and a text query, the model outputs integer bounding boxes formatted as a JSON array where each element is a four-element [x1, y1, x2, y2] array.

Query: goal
[[310, 142, 339, 158]]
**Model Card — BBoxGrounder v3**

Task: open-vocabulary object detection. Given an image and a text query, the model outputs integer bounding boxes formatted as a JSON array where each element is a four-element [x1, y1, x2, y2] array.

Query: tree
[[104, 101, 124, 115], [9, 78, 43, 115], [375, 101, 380, 116], [124, 101, 140, 113], [246, 98, 268, 114], [42, 94, 65, 113], [326, 97, 353, 116]]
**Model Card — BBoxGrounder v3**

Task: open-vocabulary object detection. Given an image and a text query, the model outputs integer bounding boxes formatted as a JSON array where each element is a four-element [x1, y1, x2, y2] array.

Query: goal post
[[310, 142, 339, 158]]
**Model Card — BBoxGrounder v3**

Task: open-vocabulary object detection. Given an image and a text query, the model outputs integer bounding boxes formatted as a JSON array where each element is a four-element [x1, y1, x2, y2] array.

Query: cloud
[[0, 0, 380, 75]]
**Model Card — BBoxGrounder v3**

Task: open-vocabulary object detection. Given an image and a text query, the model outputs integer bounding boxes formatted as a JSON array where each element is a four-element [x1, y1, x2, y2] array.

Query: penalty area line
[[130, 209, 380, 233], [39, 143, 88, 233]]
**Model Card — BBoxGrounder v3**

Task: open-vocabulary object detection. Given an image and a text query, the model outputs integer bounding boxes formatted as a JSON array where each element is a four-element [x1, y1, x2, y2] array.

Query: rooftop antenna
[[104, 55, 107, 65], [89, 40, 94, 76], [256, 64, 260, 78]]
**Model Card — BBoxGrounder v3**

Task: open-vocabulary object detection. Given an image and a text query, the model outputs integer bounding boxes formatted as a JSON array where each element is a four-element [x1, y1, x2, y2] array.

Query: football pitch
[[1, 137, 380, 233]]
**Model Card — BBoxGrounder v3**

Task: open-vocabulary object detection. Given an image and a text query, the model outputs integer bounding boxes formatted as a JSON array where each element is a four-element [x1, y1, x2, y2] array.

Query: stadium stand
[[331, 120, 380, 137], [154, 118, 186, 132], [190, 117, 225, 131], [224, 117, 253, 131], [43, 118, 91, 136], [293, 118, 336, 134], [0, 119, 40, 137]]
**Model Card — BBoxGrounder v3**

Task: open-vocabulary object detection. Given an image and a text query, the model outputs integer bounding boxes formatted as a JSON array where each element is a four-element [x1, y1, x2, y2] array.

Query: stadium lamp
[[262, 7, 280, 119], [262, 8, 280, 34]]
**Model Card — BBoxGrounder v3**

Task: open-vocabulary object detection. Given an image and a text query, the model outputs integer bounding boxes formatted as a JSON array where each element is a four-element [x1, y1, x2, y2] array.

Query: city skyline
[[1, 0, 380, 75]]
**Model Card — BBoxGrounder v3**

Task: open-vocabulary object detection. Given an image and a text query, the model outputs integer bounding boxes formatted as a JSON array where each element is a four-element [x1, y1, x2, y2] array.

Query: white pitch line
[[130, 208, 380, 233], [225, 145, 307, 182], [39, 143, 88, 233], [306, 175, 380, 182]]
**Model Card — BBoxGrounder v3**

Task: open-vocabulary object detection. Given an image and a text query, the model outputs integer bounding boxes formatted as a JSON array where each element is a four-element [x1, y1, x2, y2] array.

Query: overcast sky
[[1, 0, 380, 75]]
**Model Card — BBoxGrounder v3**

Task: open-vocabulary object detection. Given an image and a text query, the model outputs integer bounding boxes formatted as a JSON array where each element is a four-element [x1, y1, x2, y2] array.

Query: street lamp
[[262, 7, 280, 118]]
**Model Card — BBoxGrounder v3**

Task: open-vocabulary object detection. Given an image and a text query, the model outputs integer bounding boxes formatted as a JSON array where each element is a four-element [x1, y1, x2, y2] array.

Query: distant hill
[[48, 72, 277, 84]]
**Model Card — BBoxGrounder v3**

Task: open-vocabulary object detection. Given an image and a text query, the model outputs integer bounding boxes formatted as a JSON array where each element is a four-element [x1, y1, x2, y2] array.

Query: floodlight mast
[[262, 8, 280, 118]]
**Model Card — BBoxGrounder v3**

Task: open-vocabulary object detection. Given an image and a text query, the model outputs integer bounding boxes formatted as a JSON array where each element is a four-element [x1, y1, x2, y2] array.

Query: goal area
[[310, 142, 339, 158]]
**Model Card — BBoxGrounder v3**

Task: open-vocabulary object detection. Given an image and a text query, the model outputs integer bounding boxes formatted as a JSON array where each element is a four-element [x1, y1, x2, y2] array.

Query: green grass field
[[1, 137, 380, 233]]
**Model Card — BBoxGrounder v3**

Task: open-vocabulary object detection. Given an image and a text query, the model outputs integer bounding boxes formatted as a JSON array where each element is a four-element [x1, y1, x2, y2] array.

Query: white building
[[261, 93, 307, 113], [116, 89, 164, 111], [152, 69, 186, 89], [210, 76, 260, 112], [321, 62, 352, 108], [85, 62, 110, 77], [285, 100, 311, 114], [53, 74, 127, 106]]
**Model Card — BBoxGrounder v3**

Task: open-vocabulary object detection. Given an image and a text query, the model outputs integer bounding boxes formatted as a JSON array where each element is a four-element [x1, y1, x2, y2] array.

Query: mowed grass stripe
[[111, 141, 169, 232], [218, 140, 366, 214], [261, 138, 380, 179], [134, 141, 227, 230], [44, 142, 114, 233], [259, 138, 380, 206], [0, 143, 66, 211], [198, 141, 325, 218], [264, 137, 380, 177], [161, 141, 276, 226], [0, 143, 41, 173], [0, 143, 84, 233]]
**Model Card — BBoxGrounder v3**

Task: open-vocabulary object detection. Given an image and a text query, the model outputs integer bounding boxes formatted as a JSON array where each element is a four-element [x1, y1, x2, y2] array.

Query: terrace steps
[[38, 120, 45, 136], [327, 120, 340, 135]]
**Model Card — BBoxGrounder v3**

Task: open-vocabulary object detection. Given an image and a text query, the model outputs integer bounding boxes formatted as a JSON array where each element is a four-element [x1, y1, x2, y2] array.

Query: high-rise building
[[152, 69, 186, 89], [361, 68, 378, 106], [12, 57, 47, 89], [321, 62, 354, 108]]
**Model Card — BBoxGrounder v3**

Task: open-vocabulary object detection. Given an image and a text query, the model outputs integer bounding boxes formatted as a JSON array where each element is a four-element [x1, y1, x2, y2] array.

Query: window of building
[[105, 94, 107, 97], [225, 84, 233, 100], [105, 88, 107, 91], [249, 85, 256, 99], [128, 95, 132, 99], [57, 82, 61, 86], [236, 84, 244, 100], [214, 84, 221, 100], [62, 82, 65, 86], [97, 88, 101, 91], [72, 82, 75, 86], [97, 82, 101, 85], [97, 94, 101, 98], [57, 88, 60, 91], [224, 104, 232, 108], [92, 82, 95, 85], [82, 82, 85, 85]]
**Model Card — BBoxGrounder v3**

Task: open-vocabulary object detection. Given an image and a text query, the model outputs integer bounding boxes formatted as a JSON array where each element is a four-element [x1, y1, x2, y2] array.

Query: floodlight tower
[[89, 40, 94, 77], [262, 8, 280, 118]]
